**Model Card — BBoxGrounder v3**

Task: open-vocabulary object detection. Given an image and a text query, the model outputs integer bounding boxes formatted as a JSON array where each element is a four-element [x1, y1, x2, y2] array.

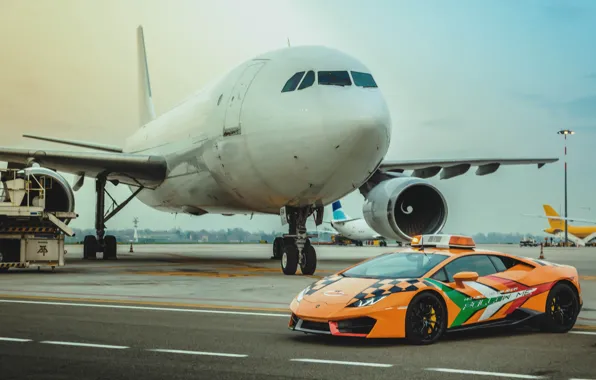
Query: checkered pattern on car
[[347, 279, 428, 304], [304, 275, 343, 295]]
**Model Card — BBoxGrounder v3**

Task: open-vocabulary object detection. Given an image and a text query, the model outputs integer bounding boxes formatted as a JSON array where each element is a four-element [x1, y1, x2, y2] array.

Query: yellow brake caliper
[[428, 307, 436, 334]]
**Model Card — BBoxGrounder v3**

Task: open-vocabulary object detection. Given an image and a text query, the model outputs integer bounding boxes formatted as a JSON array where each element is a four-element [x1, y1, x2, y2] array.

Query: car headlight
[[349, 295, 387, 308]]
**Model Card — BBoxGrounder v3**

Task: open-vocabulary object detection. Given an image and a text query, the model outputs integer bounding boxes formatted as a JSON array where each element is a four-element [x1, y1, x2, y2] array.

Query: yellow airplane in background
[[525, 205, 596, 246]]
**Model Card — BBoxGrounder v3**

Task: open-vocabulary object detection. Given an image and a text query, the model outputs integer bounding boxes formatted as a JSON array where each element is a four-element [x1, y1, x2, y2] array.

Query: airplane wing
[[522, 214, 596, 225], [0, 146, 167, 189], [379, 158, 558, 180], [328, 219, 360, 225]]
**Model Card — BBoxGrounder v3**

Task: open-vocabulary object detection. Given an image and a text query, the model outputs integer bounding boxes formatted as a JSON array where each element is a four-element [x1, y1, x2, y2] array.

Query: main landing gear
[[272, 206, 323, 276], [83, 176, 142, 260]]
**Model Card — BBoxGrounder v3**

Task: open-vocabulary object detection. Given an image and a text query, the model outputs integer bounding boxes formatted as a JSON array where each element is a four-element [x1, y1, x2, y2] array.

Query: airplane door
[[223, 60, 267, 137]]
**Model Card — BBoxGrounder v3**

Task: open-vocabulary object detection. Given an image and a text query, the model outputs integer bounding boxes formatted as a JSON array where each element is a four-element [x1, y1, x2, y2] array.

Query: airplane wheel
[[83, 235, 97, 259], [272, 237, 283, 259], [281, 244, 298, 275], [405, 291, 446, 345], [300, 244, 317, 276], [541, 282, 580, 333], [103, 235, 117, 260]]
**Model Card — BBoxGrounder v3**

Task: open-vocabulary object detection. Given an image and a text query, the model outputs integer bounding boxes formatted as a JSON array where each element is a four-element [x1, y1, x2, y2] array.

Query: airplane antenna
[[137, 25, 156, 126]]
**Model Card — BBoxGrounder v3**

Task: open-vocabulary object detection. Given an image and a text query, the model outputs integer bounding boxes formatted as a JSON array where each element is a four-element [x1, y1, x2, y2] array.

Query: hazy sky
[[0, 0, 594, 235]]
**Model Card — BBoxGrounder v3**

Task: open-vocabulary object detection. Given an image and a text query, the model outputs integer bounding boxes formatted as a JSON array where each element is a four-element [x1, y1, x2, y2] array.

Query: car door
[[429, 254, 511, 328]]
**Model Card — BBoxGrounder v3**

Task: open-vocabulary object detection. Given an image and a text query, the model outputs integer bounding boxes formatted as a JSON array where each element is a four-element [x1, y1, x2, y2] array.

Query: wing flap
[[380, 158, 558, 179], [0, 147, 167, 188]]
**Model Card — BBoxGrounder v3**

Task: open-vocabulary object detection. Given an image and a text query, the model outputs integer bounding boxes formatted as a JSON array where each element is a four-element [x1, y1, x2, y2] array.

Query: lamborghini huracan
[[288, 234, 582, 344]]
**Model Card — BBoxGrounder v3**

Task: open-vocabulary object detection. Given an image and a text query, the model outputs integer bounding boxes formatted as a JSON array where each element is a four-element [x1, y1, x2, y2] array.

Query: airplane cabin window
[[318, 71, 352, 86], [298, 70, 315, 90], [351, 71, 378, 88], [282, 71, 305, 92]]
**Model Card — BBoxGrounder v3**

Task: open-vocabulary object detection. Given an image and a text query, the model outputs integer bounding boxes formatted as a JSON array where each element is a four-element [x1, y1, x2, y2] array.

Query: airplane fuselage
[[331, 218, 382, 241], [123, 46, 391, 216], [544, 226, 596, 239]]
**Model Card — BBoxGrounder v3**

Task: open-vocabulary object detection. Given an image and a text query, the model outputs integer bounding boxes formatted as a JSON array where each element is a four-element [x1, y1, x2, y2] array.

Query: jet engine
[[3, 167, 76, 223], [362, 177, 448, 242]]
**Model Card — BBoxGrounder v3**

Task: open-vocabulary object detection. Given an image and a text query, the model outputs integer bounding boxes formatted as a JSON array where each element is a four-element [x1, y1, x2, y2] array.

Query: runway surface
[[0, 243, 595, 379]]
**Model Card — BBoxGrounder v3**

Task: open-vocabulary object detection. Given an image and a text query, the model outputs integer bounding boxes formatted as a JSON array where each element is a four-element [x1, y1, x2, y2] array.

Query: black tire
[[300, 244, 317, 275], [83, 235, 97, 259], [272, 237, 283, 259], [103, 235, 117, 260], [405, 291, 447, 345], [281, 244, 298, 275], [541, 282, 580, 333]]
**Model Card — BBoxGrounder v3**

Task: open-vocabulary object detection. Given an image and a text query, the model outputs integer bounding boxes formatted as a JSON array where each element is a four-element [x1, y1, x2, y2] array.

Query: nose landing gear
[[274, 205, 323, 276]]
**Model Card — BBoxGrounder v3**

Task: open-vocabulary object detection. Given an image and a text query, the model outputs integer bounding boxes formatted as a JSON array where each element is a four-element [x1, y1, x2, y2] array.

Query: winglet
[[138, 25, 156, 126]]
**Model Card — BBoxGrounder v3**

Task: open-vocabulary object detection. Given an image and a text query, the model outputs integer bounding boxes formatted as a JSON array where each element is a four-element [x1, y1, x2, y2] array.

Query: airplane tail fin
[[332, 200, 350, 221], [543, 204, 564, 229], [137, 25, 156, 126]]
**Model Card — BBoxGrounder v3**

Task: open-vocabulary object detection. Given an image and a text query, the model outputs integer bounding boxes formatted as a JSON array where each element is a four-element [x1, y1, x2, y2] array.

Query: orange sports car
[[288, 234, 583, 344]]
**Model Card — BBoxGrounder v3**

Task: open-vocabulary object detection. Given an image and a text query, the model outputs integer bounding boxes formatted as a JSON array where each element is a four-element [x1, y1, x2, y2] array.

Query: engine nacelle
[[15, 167, 76, 222], [362, 177, 448, 242]]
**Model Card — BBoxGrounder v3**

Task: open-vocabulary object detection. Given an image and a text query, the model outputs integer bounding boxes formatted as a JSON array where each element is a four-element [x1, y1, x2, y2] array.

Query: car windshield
[[342, 251, 449, 279]]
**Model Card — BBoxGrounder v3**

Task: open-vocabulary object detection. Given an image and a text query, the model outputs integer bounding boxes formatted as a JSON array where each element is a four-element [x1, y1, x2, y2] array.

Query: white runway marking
[[425, 368, 546, 379], [0, 337, 32, 342], [0, 299, 288, 318], [40, 341, 129, 349], [291, 359, 393, 368], [148, 349, 247, 357], [570, 331, 596, 336]]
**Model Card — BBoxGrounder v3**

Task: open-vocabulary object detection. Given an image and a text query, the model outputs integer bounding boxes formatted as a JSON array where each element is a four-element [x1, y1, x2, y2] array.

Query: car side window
[[443, 255, 498, 282], [488, 255, 531, 272], [488, 255, 507, 272], [431, 267, 449, 283]]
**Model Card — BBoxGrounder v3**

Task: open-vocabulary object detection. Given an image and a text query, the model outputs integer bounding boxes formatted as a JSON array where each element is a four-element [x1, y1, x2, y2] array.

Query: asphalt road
[[0, 300, 594, 380]]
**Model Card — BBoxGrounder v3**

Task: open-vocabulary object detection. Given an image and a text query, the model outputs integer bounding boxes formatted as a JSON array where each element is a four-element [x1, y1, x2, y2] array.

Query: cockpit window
[[297, 70, 315, 90], [351, 71, 378, 88], [318, 71, 351, 86], [282, 71, 305, 92]]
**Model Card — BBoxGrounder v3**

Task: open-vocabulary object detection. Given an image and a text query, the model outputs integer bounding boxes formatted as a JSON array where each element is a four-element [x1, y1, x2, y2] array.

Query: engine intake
[[362, 177, 448, 242], [5, 167, 76, 224]]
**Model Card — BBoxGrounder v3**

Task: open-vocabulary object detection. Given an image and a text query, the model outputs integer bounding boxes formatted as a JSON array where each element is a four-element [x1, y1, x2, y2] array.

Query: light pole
[[557, 129, 574, 246]]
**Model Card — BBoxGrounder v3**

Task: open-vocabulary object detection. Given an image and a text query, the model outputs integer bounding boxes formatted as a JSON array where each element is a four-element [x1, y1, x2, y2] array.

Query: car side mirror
[[453, 271, 479, 287]]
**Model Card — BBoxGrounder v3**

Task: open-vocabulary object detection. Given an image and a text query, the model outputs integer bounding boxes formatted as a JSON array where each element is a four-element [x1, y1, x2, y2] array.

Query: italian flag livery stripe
[[424, 277, 554, 328]]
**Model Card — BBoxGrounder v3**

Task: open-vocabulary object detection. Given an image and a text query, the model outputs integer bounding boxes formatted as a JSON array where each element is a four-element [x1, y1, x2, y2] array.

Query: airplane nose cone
[[241, 89, 391, 209], [323, 92, 391, 164]]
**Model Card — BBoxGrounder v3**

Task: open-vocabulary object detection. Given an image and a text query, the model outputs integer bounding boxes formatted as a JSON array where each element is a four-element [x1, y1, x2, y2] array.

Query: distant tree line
[[67, 227, 548, 244]]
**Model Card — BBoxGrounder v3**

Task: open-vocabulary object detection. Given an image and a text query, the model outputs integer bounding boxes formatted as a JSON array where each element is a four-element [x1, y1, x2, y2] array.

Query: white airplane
[[0, 26, 558, 276], [327, 200, 388, 246]]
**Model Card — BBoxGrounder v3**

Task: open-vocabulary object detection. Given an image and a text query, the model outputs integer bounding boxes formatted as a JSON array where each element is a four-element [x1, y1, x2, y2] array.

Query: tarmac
[[0, 243, 594, 379]]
